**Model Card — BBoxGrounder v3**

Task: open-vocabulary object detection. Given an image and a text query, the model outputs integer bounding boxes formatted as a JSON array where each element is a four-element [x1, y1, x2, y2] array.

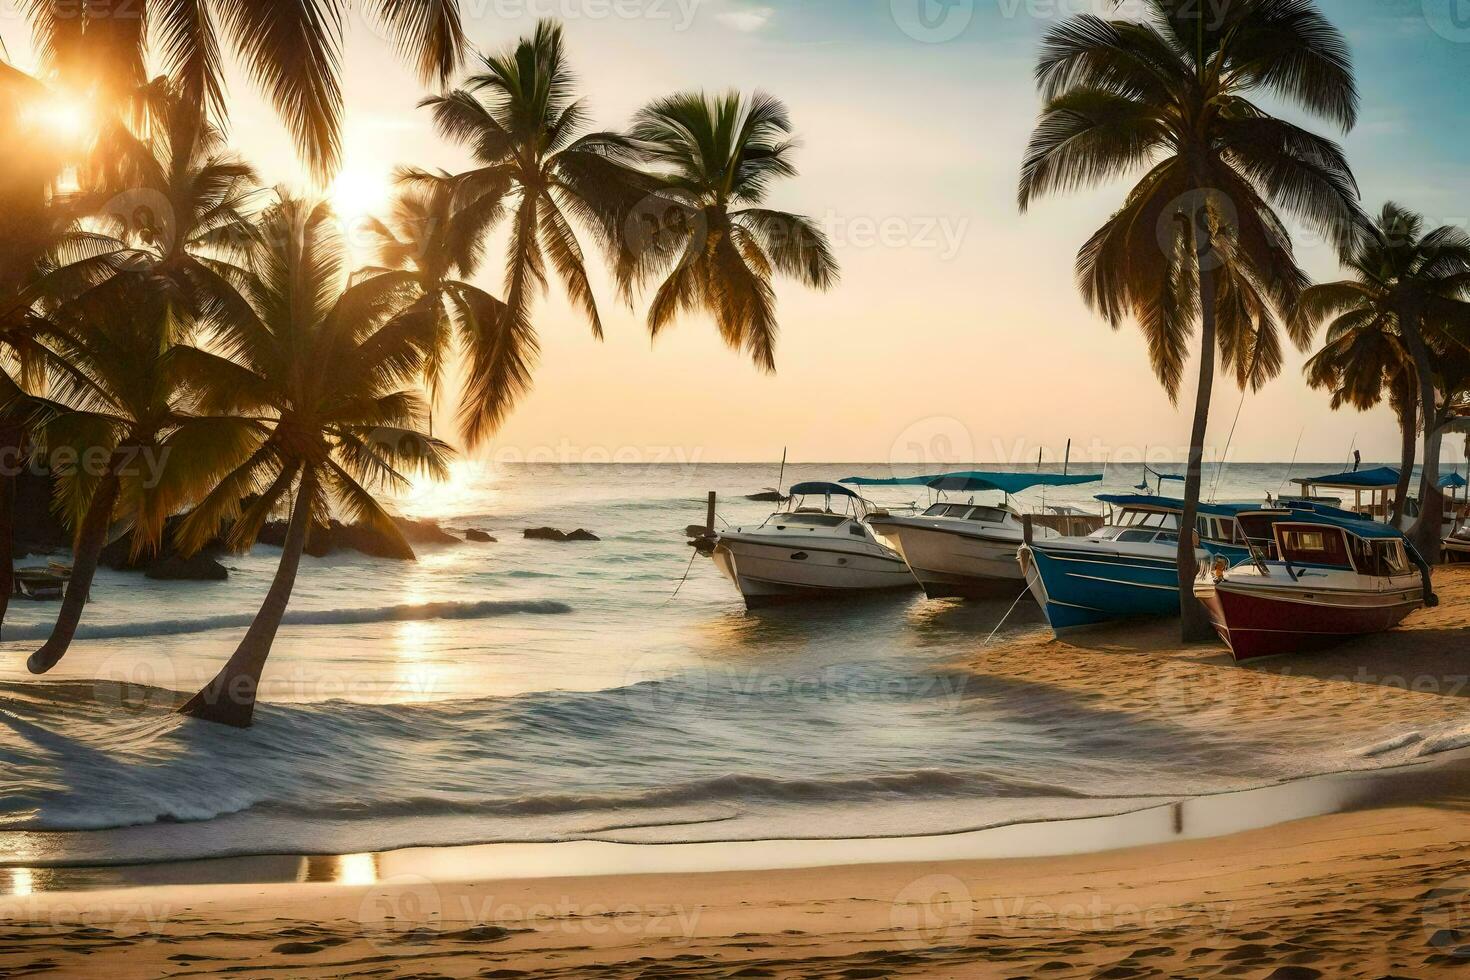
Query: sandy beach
[[2, 774, 1469, 978], [6, 569, 1470, 979]]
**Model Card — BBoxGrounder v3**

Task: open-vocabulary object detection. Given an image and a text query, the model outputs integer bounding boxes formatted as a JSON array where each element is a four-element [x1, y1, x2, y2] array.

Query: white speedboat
[[867, 501, 1054, 599], [712, 483, 917, 608], [845, 470, 1104, 599]]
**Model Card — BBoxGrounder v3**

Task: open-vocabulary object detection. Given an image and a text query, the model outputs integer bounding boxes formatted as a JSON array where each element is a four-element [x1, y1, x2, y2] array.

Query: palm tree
[[0, 60, 122, 636], [624, 91, 839, 371], [362, 171, 535, 438], [1017, 0, 1362, 639], [421, 19, 653, 441], [173, 197, 450, 727], [12, 270, 263, 673], [1303, 320, 1417, 522], [1295, 203, 1470, 558], [23, 0, 466, 176]]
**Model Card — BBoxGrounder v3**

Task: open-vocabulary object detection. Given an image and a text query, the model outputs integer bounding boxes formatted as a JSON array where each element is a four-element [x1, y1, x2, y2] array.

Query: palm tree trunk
[[1399, 302, 1445, 561], [1393, 390, 1417, 527], [179, 471, 315, 728], [27, 458, 124, 674], [1178, 222, 1217, 642], [0, 423, 19, 642]]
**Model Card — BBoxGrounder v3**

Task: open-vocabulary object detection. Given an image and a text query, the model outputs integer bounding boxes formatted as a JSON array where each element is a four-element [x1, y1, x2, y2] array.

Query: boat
[[711, 482, 917, 608], [13, 566, 69, 601], [842, 470, 1105, 600], [1195, 504, 1434, 661], [1018, 494, 1257, 632]]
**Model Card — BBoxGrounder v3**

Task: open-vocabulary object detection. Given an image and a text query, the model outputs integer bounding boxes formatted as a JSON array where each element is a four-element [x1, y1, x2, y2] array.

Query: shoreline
[[6, 743, 1470, 894]]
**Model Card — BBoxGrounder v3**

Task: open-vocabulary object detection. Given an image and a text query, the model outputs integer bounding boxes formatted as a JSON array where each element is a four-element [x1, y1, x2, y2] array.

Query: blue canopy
[[789, 481, 860, 499], [1270, 503, 1411, 542], [1296, 466, 1466, 491], [841, 471, 1103, 495]]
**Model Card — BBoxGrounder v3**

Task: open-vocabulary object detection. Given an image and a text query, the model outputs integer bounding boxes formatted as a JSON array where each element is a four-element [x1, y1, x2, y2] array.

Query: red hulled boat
[[1194, 507, 1435, 662]]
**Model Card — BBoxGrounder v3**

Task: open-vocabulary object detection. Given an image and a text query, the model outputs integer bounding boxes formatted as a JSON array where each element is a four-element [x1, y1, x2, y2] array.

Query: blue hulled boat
[[1018, 495, 1256, 632]]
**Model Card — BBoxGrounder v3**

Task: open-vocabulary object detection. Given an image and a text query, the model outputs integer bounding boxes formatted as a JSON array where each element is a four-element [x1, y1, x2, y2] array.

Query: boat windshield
[[776, 513, 847, 528], [1352, 537, 1411, 576], [921, 503, 1012, 523], [1276, 526, 1352, 569]]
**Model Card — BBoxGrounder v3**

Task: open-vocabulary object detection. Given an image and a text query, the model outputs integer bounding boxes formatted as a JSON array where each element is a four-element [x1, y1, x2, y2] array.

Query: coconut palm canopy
[[23, 0, 465, 175], [1019, 0, 1363, 397], [422, 19, 656, 442], [625, 90, 839, 372]]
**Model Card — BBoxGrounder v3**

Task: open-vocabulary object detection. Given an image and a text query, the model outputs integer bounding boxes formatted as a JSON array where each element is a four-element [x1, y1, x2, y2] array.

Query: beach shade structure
[[841, 471, 1103, 496], [1293, 467, 1470, 524]]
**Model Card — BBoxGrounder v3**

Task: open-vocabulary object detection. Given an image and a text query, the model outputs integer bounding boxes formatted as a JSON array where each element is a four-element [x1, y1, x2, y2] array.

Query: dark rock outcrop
[[465, 529, 496, 543], [394, 517, 461, 547], [524, 527, 599, 542], [144, 553, 229, 581]]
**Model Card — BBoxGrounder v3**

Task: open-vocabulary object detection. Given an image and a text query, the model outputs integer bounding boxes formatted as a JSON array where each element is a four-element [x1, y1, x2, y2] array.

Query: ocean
[[2, 461, 1467, 874]]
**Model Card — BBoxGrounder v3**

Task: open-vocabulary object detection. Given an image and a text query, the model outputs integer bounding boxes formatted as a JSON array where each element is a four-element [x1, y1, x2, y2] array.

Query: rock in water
[[524, 527, 601, 542], [144, 554, 229, 581], [393, 517, 461, 547], [466, 529, 496, 543]]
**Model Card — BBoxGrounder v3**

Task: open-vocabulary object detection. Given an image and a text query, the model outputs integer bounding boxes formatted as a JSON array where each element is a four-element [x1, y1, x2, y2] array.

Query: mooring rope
[[983, 569, 1041, 646]]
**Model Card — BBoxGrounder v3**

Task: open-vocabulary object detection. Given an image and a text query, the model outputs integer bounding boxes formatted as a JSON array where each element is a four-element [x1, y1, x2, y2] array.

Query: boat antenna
[[1208, 388, 1249, 503], [776, 447, 787, 492], [1276, 428, 1305, 498], [1063, 438, 1072, 476]]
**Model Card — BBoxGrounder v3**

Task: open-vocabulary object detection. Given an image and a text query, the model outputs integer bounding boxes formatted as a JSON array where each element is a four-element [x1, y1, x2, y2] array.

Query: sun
[[329, 166, 391, 221], [25, 94, 92, 145]]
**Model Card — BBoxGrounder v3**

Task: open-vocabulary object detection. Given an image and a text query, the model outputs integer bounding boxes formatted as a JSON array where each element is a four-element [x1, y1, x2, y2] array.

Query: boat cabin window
[[967, 506, 1009, 523], [1117, 529, 1160, 544], [1197, 517, 1244, 544], [1118, 509, 1179, 531], [1277, 526, 1352, 568], [849, 524, 868, 537], [779, 513, 846, 528], [1352, 538, 1411, 576]]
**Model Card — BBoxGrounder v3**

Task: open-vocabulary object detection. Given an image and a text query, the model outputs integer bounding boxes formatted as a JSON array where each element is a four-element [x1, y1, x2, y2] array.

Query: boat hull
[[867, 518, 1028, 600], [1020, 542, 1193, 631], [713, 535, 917, 609], [1195, 580, 1423, 661]]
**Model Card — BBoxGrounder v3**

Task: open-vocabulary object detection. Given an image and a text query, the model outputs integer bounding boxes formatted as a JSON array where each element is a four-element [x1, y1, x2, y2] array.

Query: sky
[[6, 0, 1470, 468]]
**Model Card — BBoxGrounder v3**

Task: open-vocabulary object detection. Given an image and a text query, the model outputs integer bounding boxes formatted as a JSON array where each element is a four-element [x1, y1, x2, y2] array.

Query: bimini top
[[1266, 503, 1413, 542], [1096, 494, 1256, 520], [1294, 466, 1468, 491], [788, 481, 861, 499], [841, 471, 1103, 495]]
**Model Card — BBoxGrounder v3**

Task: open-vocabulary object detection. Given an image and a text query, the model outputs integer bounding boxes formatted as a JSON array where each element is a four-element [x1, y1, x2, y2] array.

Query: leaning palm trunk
[[180, 473, 315, 728], [1177, 220, 1217, 642], [1400, 303, 1445, 560], [1393, 392, 1417, 526], [0, 423, 19, 640], [27, 459, 124, 673]]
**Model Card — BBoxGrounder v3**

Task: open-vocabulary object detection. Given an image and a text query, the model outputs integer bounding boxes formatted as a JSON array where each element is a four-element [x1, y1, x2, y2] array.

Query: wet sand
[[3, 570, 1469, 978]]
